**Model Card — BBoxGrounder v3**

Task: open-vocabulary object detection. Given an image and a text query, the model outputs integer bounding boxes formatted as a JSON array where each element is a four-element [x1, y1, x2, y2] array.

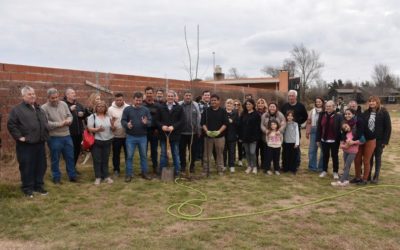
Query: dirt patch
[[0, 239, 52, 250]]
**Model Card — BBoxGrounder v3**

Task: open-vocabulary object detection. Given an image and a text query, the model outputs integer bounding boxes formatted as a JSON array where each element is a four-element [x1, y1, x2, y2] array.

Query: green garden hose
[[167, 178, 400, 221]]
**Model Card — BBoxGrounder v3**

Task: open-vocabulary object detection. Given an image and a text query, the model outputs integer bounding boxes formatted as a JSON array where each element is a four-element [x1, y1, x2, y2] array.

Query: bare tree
[[260, 66, 280, 77], [372, 64, 396, 95], [261, 59, 296, 78], [290, 44, 324, 101], [184, 25, 200, 82], [227, 67, 247, 79]]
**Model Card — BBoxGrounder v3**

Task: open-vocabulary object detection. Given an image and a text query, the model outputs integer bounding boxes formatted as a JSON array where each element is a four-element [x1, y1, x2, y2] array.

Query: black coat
[[316, 111, 343, 142], [225, 110, 239, 142], [156, 103, 184, 142], [238, 111, 261, 143], [63, 97, 87, 136], [362, 107, 391, 144]]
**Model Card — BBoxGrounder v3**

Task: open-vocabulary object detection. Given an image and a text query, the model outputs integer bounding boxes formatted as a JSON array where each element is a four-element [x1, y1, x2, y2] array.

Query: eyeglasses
[[234, 103, 240, 106]]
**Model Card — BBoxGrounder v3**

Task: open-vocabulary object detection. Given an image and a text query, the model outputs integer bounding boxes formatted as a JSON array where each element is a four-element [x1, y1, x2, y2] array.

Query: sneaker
[[319, 171, 327, 178], [371, 179, 379, 184], [141, 173, 152, 180], [266, 170, 273, 176], [350, 178, 362, 184], [105, 177, 113, 184], [23, 190, 34, 198], [275, 171, 280, 176], [114, 171, 120, 177], [333, 172, 339, 180], [33, 187, 48, 196], [230, 167, 235, 173], [69, 177, 78, 183], [94, 178, 101, 185], [245, 167, 252, 174], [238, 161, 243, 167], [53, 179, 62, 185], [125, 176, 132, 183], [357, 180, 368, 185], [331, 181, 340, 187], [252, 167, 258, 174], [221, 166, 227, 172], [340, 180, 350, 186]]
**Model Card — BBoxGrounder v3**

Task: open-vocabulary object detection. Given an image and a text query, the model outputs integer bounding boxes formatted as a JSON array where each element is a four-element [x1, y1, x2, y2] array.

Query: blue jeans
[[125, 135, 148, 177], [308, 127, 323, 171], [160, 139, 180, 175], [48, 136, 76, 181]]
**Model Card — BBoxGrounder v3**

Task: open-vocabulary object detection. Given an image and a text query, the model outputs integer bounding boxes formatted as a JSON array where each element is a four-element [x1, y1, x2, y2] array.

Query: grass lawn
[[0, 112, 399, 249]]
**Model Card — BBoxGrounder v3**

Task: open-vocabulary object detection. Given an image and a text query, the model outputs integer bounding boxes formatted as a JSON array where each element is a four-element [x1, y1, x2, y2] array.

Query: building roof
[[205, 77, 299, 85], [336, 88, 363, 94]]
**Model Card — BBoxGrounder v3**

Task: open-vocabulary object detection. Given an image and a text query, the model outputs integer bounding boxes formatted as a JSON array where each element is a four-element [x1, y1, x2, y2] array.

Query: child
[[265, 120, 283, 175], [331, 121, 360, 187], [282, 111, 300, 174]]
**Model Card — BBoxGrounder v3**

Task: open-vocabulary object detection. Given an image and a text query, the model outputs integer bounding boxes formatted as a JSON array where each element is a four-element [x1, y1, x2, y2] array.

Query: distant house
[[333, 88, 366, 103], [378, 88, 400, 104]]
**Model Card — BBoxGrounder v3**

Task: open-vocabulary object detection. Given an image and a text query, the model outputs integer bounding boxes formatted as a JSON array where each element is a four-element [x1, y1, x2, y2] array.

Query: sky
[[1, 0, 399, 83]]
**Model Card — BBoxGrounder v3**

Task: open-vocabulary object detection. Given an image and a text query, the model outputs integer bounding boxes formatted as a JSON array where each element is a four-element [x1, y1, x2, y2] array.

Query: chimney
[[214, 65, 225, 81]]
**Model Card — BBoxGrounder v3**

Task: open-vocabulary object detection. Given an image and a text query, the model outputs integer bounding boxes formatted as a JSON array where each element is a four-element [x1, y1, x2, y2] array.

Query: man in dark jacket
[[7, 86, 49, 197], [156, 90, 184, 176], [281, 90, 308, 170], [63, 88, 86, 172], [179, 91, 201, 174]]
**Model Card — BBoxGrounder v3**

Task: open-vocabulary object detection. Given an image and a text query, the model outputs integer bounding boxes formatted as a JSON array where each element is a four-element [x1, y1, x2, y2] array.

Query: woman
[[316, 100, 343, 179], [86, 93, 101, 115], [306, 97, 324, 172], [223, 99, 239, 173], [353, 96, 391, 184], [255, 98, 267, 170], [260, 102, 286, 173], [238, 99, 261, 174], [233, 99, 244, 167], [87, 101, 116, 185]]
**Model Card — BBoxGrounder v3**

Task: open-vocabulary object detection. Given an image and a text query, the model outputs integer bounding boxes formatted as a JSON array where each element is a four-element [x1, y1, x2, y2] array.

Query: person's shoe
[[69, 177, 78, 183], [230, 167, 235, 173], [371, 179, 379, 184], [331, 181, 340, 187], [357, 180, 368, 185], [221, 166, 227, 172], [53, 179, 62, 185], [23, 190, 34, 198], [319, 171, 327, 178], [275, 171, 281, 176], [238, 161, 243, 167], [105, 177, 113, 184], [350, 178, 362, 184], [125, 176, 132, 183], [94, 178, 101, 185], [340, 180, 350, 186], [252, 167, 258, 174], [75, 170, 81, 176], [333, 172, 339, 180], [245, 167, 252, 174], [33, 187, 48, 196], [141, 173, 152, 180], [266, 170, 273, 176], [114, 171, 120, 177]]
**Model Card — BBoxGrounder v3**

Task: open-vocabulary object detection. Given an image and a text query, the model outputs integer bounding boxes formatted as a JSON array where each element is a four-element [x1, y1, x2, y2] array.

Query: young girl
[[265, 120, 283, 175], [282, 111, 300, 174], [332, 121, 360, 186]]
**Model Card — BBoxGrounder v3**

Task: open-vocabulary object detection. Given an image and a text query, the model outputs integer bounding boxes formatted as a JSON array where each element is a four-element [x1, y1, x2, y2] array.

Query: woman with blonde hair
[[87, 100, 116, 185], [233, 99, 244, 166], [224, 98, 239, 172]]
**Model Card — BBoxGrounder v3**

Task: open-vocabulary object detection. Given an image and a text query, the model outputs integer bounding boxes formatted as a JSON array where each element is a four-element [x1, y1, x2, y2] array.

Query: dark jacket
[[238, 111, 261, 143], [143, 100, 161, 129], [362, 107, 391, 144], [316, 111, 343, 142], [225, 110, 239, 142], [156, 103, 184, 142], [180, 101, 201, 135], [121, 105, 152, 136], [200, 107, 229, 138], [7, 102, 49, 143], [63, 97, 86, 136]]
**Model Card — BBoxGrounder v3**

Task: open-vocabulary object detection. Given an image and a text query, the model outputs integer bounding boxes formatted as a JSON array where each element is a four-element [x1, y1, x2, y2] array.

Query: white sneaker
[[333, 172, 339, 180], [266, 170, 273, 176], [275, 171, 280, 176], [252, 167, 258, 174], [94, 178, 101, 185], [331, 181, 340, 186], [105, 177, 113, 184], [222, 166, 227, 172], [230, 167, 235, 173], [238, 161, 243, 167], [340, 180, 349, 186], [245, 167, 252, 174], [319, 171, 327, 178]]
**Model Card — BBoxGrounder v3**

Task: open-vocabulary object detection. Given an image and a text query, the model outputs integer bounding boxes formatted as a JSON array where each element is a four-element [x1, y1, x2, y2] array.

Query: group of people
[[6, 86, 392, 197]]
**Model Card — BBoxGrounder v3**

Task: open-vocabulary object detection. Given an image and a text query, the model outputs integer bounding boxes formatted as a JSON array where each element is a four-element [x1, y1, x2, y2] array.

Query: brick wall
[[0, 63, 285, 156]]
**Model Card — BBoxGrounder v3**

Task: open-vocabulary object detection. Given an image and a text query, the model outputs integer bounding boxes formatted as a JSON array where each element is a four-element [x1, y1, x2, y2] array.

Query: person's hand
[[206, 131, 213, 137], [229, 118, 233, 123], [127, 120, 133, 129], [110, 117, 117, 125], [19, 137, 26, 142], [70, 105, 77, 111], [214, 131, 220, 137], [62, 120, 72, 127], [168, 126, 174, 132], [78, 111, 84, 117], [97, 126, 105, 132], [306, 132, 310, 139], [276, 131, 281, 135], [142, 116, 148, 125], [294, 144, 299, 148], [162, 125, 169, 132]]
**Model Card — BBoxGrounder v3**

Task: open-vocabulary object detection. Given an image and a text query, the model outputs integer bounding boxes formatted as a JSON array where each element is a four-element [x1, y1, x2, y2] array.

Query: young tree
[[290, 44, 324, 101]]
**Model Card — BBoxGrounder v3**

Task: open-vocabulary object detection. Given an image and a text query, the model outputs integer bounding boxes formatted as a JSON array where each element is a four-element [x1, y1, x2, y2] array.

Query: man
[[143, 86, 162, 175], [179, 91, 201, 174], [41, 88, 77, 184], [336, 97, 346, 114], [108, 93, 129, 177], [244, 94, 253, 101], [281, 90, 308, 170], [201, 94, 228, 176], [348, 100, 362, 116], [121, 92, 152, 182], [63, 88, 86, 173], [7, 86, 49, 197], [156, 90, 184, 177], [197, 90, 211, 161], [155, 89, 165, 104]]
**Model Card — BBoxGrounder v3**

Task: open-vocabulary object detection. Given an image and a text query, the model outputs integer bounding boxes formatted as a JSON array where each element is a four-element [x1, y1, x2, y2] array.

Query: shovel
[[161, 132, 174, 182]]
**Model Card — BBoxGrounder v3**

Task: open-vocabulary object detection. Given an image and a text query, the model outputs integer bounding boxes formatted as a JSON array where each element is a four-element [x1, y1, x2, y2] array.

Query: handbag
[[81, 114, 96, 151]]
